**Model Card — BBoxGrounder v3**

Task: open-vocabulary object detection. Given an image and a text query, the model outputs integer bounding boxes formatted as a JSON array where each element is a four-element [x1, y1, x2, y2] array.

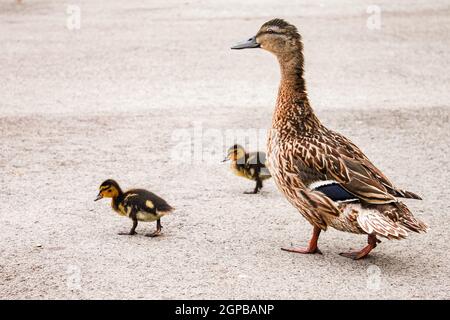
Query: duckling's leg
[[146, 219, 162, 237], [244, 178, 262, 194], [118, 219, 138, 236], [255, 178, 263, 192], [281, 226, 322, 254], [339, 234, 378, 260]]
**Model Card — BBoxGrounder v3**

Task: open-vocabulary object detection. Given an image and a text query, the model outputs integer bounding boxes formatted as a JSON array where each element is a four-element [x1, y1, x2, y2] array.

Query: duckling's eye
[[267, 28, 274, 34]]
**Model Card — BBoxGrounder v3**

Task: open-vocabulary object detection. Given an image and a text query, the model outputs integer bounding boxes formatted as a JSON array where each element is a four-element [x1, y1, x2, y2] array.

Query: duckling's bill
[[231, 36, 260, 50], [222, 149, 234, 162]]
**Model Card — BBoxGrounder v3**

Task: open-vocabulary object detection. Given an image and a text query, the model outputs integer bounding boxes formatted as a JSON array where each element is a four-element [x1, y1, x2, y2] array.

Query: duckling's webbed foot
[[146, 230, 162, 237], [282, 226, 322, 255], [118, 231, 136, 236], [146, 219, 163, 237], [339, 234, 378, 260]]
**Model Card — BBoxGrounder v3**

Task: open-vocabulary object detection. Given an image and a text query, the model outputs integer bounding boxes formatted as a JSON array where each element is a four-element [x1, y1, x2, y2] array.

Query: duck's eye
[[267, 28, 274, 34]]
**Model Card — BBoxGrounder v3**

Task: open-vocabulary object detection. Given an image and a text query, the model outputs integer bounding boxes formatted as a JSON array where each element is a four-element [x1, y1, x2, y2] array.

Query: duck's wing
[[310, 181, 358, 202], [293, 130, 412, 204], [246, 152, 272, 178], [124, 190, 174, 214], [254, 152, 272, 176], [247, 151, 266, 167], [332, 132, 421, 200], [122, 192, 156, 215]]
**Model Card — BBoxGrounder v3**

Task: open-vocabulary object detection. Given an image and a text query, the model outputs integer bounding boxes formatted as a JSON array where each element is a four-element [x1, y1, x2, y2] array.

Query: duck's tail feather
[[357, 202, 428, 239], [390, 187, 422, 200], [357, 210, 409, 240], [394, 202, 429, 233]]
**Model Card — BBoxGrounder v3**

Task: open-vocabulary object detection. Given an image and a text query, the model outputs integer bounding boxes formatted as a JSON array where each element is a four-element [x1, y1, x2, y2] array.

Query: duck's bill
[[94, 194, 103, 201], [231, 36, 260, 50], [222, 153, 233, 162]]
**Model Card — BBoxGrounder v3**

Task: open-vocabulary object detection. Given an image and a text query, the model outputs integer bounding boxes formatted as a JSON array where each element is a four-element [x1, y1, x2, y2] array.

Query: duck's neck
[[273, 44, 321, 133], [278, 49, 307, 94], [111, 191, 124, 210]]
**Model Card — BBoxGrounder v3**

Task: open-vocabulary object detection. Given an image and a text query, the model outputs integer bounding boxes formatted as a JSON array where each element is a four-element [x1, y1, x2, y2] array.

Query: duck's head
[[95, 179, 122, 201], [223, 144, 246, 162], [231, 18, 301, 57]]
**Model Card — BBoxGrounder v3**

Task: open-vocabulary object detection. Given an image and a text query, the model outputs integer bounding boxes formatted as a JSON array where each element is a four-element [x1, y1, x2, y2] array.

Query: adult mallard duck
[[231, 18, 428, 259], [95, 179, 174, 237], [223, 144, 271, 194]]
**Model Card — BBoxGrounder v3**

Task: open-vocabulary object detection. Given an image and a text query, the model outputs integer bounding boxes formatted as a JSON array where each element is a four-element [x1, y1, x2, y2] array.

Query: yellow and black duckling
[[95, 179, 174, 237], [223, 144, 271, 194], [232, 19, 427, 259]]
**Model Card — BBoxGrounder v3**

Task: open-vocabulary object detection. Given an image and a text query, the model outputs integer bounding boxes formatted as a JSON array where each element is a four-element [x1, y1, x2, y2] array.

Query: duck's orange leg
[[339, 234, 378, 260], [281, 226, 322, 254]]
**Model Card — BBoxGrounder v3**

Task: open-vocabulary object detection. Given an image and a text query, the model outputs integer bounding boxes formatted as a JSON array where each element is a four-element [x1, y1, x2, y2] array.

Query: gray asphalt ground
[[0, 0, 449, 299]]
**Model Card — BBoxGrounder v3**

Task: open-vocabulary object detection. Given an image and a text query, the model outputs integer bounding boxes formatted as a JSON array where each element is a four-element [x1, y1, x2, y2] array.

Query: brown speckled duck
[[232, 18, 428, 259]]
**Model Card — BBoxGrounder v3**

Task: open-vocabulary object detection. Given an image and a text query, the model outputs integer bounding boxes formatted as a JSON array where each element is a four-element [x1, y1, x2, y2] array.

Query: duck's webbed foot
[[146, 219, 163, 237], [118, 231, 136, 236], [281, 226, 322, 255], [339, 234, 378, 260], [146, 230, 162, 237], [281, 246, 322, 254]]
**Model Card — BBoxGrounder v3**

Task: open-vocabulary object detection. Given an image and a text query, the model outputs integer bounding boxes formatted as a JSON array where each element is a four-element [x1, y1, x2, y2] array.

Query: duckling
[[232, 19, 427, 259], [94, 179, 174, 237], [223, 144, 271, 194]]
